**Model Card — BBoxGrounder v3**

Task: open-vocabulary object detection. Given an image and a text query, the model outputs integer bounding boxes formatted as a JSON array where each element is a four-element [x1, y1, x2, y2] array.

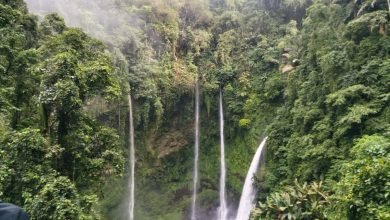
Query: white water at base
[[128, 95, 135, 220], [235, 137, 268, 220], [191, 81, 200, 220], [218, 88, 228, 220]]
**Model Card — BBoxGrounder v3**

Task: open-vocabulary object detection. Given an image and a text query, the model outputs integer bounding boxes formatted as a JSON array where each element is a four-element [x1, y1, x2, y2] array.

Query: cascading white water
[[235, 137, 268, 220], [128, 94, 135, 220], [191, 81, 200, 220], [218, 88, 228, 220]]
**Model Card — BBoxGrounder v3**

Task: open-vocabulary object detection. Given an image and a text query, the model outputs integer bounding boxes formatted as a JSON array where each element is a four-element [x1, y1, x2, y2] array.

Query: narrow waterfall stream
[[235, 137, 268, 220], [218, 88, 228, 220], [191, 81, 200, 220], [128, 94, 135, 220]]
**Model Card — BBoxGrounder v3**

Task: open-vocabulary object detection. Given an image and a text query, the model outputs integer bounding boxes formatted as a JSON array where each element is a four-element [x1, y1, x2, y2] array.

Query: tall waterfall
[[235, 137, 268, 220], [218, 88, 228, 220], [128, 94, 135, 220], [191, 81, 200, 220]]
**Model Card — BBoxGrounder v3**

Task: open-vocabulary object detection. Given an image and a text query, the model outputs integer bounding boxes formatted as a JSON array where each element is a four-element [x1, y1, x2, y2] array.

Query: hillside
[[0, 0, 389, 219]]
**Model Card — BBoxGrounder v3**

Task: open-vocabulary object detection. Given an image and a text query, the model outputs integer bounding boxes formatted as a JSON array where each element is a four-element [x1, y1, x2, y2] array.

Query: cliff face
[[1, 0, 389, 219]]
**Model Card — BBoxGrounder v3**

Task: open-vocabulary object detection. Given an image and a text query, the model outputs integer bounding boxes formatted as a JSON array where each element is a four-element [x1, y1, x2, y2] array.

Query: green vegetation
[[0, 0, 389, 219], [252, 180, 329, 220], [0, 1, 123, 219]]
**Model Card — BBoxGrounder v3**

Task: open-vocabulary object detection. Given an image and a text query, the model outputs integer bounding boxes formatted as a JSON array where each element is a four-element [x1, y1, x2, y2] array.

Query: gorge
[[0, 0, 389, 220]]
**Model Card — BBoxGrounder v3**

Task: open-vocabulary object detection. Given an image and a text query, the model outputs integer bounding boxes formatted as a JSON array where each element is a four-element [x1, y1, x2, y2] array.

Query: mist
[[25, 0, 141, 48]]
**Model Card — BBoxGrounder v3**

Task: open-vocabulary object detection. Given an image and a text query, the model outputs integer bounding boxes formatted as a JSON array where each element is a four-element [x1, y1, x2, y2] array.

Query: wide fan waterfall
[[191, 81, 200, 220], [128, 95, 135, 220], [235, 137, 268, 220], [218, 88, 228, 220]]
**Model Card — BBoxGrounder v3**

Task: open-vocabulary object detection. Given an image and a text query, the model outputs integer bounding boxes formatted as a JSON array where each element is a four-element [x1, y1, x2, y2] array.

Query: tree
[[329, 135, 390, 219], [25, 175, 82, 220], [0, 129, 60, 205]]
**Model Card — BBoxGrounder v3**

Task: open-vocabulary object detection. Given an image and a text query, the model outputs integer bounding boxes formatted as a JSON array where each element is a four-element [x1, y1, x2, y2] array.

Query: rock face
[[282, 64, 295, 73], [148, 130, 189, 158]]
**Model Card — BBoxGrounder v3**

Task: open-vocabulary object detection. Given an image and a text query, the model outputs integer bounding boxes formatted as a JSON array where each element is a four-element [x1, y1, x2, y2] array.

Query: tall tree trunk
[[72, 158, 76, 183], [388, 0, 390, 16]]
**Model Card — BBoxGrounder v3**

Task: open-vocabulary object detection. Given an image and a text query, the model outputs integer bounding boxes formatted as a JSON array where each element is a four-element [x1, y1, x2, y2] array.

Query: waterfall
[[128, 94, 135, 220], [191, 81, 200, 220], [235, 137, 268, 220], [218, 88, 228, 220]]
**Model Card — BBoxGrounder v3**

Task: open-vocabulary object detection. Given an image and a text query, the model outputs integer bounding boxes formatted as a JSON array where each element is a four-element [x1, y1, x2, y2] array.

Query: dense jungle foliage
[[0, 0, 389, 219]]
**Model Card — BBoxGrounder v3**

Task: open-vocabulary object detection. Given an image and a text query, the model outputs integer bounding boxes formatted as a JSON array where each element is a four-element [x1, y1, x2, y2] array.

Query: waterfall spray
[[218, 87, 228, 220], [191, 80, 200, 220], [235, 137, 268, 220], [128, 94, 135, 220]]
